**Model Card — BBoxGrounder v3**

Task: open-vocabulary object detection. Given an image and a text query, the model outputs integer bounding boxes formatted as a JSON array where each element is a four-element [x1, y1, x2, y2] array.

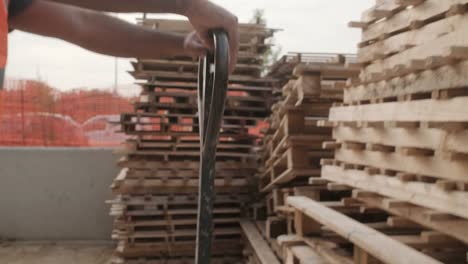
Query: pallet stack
[[108, 18, 277, 263], [247, 53, 359, 262], [282, 1, 468, 263]]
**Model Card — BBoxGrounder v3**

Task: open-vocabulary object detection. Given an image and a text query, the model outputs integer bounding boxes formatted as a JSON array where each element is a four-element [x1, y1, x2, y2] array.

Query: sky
[[6, 0, 373, 93]]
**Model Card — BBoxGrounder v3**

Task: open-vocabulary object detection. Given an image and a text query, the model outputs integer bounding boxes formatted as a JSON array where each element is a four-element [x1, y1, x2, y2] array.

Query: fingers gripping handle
[[195, 30, 229, 264]]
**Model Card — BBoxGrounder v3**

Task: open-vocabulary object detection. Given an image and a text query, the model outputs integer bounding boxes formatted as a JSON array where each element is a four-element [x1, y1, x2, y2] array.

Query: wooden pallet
[[268, 52, 357, 81], [132, 59, 263, 78], [137, 91, 269, 111], [286, 3, 468, 262], [110, 17, 277, 261], [117, 113, 259, 133], [322, 163, 468, 219], [112, 255, 242, 264], [111, 168, 252, 195], [130, 70, 278, 87], [288, 196, 468, 264], [109, 193, 245, 259], [113, 238, 243, 259], [246, 54, 352, 263], [256, 174, 468, 263], [258, 109, 333, 193], [241, 2, 468, 263], [277, 235, 351, 264], [117, 157, 257, 171], [258, 146, 327, 193], [122, 139, 256, 157], [347, 1, 468, 103]]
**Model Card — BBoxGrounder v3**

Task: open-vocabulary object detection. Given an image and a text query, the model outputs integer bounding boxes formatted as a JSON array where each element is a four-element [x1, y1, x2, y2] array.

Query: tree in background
[[250, 9, 282, 74]]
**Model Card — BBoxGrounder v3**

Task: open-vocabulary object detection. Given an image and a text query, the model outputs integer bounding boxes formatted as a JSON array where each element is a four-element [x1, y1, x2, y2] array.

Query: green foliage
[[249, 9, 283, 72], [250, 9, 266, 25]]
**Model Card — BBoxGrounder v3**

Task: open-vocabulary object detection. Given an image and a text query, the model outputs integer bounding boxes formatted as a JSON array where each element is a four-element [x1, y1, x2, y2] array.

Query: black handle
[[195, 30, 230, 264]]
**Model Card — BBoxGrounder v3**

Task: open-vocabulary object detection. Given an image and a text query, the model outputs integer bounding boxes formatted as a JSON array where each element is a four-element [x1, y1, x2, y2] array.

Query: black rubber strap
[[195, 29, 229, 264]]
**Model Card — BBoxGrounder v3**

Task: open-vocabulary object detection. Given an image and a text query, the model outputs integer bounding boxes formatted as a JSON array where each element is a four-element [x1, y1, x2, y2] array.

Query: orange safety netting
[[0, 80, 134, 147], [0, 80, 266, 147]]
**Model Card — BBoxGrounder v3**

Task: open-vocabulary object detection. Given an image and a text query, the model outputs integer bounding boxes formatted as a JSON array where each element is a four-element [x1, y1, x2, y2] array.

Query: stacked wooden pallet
[[282, 1, 468, 263], [250, 53, 358, 262], [108, 18, 277, 263]]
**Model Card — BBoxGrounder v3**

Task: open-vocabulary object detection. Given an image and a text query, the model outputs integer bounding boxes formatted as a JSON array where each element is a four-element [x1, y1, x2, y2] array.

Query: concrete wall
[[0, 148, 119, 240]]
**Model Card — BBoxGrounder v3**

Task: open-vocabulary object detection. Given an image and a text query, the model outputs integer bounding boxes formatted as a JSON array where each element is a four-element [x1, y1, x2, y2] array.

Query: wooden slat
[[287, 196, 442, 264], [332, 123, 468, 154], [286, 245, 329, 264], [354, 191, 468, 244], [358, 14, 464, 63], [240, 220, 281, 264], [361, 20, 468, 80], [334, 148, 468, 183], [345, 61, 468, 103], [329, 97, 468, 122], [302, 237, 353, 264], [361, 0, 468, 43], [322, 165, 468, 219], [294, 63, 359, 79]]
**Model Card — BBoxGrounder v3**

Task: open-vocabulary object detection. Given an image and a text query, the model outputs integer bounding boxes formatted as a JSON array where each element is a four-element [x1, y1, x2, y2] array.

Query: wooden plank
[[329, 97, 468, 122], [361, 20, 468, 80], [138, 81, 273, 92], [358, 14, 465, 63], [302, 237, 353, 264], [322, 165, 468, 219], [240, 220, 281, 264], [286, 245, 329, 264], [345, 61, 468, 103], [354, 191, 468, 244], [136, 59, 262, 71], [294, 63, 359, 79], [139, 18, 276, 44], [334, 148, 468, 183], [260, 168, 321, 193], [332, 122, 468, 154], [115, 239, 242, 258], [118, 227, 241, 239], [287, 197, 440, 264], [130, 70, 277, 84], [361, 0, 468, 43], [287, 196, 442, 264], [118, 158, 256, 170]]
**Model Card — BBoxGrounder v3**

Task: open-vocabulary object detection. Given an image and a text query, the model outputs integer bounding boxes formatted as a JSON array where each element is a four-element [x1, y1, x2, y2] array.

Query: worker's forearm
[[72, 11, 186, 58], [10, 1, 187, 59], [48, 0, 198, 15]]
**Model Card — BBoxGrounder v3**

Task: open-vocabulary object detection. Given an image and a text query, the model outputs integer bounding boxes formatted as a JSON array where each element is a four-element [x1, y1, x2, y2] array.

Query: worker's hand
[[183, 0, 239, 73], [183, 31, 207, 58]]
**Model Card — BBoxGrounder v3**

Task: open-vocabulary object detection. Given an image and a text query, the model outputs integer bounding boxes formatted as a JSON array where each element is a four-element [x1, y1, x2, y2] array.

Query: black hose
[[195, 30, 230, 264]]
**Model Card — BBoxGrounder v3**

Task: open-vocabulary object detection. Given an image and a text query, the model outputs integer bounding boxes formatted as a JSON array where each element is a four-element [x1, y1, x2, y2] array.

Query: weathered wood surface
[[287, 196, 442, 264], [240, 220, 281, 264], [322, 165, 468, 219]]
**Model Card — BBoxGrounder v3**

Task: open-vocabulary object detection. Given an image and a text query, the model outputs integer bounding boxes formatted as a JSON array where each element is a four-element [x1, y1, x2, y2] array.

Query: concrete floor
[[0, 241, 114, 264]]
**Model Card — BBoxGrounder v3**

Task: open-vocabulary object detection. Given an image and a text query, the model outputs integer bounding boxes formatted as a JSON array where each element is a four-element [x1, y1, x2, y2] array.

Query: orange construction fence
[[0, 80, 267, 147], [0, 80, 134, 147]]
